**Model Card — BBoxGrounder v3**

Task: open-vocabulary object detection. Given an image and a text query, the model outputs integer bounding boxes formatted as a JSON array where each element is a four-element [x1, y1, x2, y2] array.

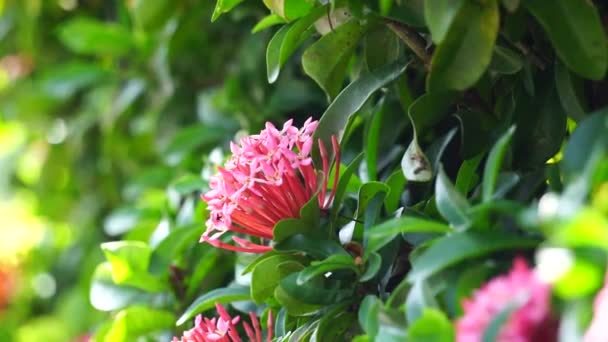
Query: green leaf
[[482, 126, 515, 203], [454, 110, 497, 158], [275, 234, 348, 259], [427, 0, 499, 92], [312, 57, 409, 167], [263, 0, 314, 21], [212, 0, 244, 22], [105, 306, 175, 342], [358, 295, 381, 337], [488, 45, 523, 75], [101, 241, 166, 292], [280, 272, 354, 305], [129, 0, 172, 30], [406, 231, 539, 282], [436, 166, 471, 230], [251, 254, 305, 303], [408, 309, 454, 342], [366, 217, 452, 257], [523, 0, 607, 79], [555, 60, 586, 122], [57, 17, 133, 57], [424, 0, 464, 44], [297, 254, 358, 285], [313, 306, 357, 341], [274, 286, 322, 316], [364, 26, 400, 72], [299, 194, 320, 226], [267, 7, 326, 83], [330, 153, 364, 223], [302, 19, 366, 99], [273, 218, 314, 243], [408, 92, 454, 134], [384, 170, 407, 213], [562, 109, 608, 181], [355, 182, 390, 223], [455, 154, 483, 195], [149, 224, 203, 275], [253, 14, 287, 33], [177, 286, 250, 325], [406, 279, 438, 323], [90, 263, 153, 312], [360, 252, 382, 282]]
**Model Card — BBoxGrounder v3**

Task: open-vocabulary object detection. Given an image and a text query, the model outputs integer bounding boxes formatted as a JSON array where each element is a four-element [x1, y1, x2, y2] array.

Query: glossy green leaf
[[482, 126, 515, 203], [384, 170, 407, 213], [360, 252, 382, 282], [436, 166, 471, 230], [267, 7, 325, 83], [177, 286, 250, 325], [129, 0, 172, 29], [275, 286, 322, 316], [57, 17, 133, 57], [455, 154, 483, 195], [366, 217, 452, 257], [105, 306, 174, 342], [427, 0, 499, 92], [555, 60, 586, 122], [424, 0, 464, 44], [275, 234, 348, 259], [253, 14, 286, 33], [263, 0, 314, 21], [297, 254, 358, 285], [280, 272, 354, 305], [89, 263, 153, 312], [523, 0, 607, 79], [212, 0, 244, 22], [312, 57, 409, 167], [251, 254, 305, 303], [562, 109, 608, 180], [302, 19, 366, 99], [406, 232, 538, 282], [273, 218, 314, 243], [364, 26, 400, 72], [358, 295, 381, 337], [149, 224, 203, 275], [408, 309, 454, 342]]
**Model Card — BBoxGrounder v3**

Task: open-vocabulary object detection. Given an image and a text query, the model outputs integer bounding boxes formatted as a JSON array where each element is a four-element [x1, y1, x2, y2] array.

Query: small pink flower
[[201, 118, 340, 253], [173, 303, 273, 342], [584, 274, 608, 342], [457, 257, 555, 342]]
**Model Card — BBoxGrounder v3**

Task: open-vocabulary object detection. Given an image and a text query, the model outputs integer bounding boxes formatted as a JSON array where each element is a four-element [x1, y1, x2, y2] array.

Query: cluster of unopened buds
[[201, 117, 340, 253]]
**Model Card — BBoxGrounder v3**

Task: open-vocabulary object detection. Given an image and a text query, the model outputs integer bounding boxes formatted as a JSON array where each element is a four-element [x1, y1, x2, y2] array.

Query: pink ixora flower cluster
[[173, 303, 272, 342], [201, 118, 340, 253], [457, 257, 556, 342], [584, 273, 608, 342]]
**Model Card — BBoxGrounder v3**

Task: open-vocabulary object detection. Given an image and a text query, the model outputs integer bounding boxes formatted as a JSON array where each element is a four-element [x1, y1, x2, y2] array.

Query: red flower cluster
[[201, 118, 339, 253], [173, 303, 272, 342]]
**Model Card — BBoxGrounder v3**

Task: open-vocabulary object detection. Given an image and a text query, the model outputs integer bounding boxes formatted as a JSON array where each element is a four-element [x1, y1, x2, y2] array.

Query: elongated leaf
[[275, 234, 348, 259], [330, 153, 364, 223], [360, 252, 382, 282], [523, 0, 607, 79], [57, 17, 133, 57], [280, 272, 354, 305], [266, 25, 291, 83], [312, 58, 409, 167], [436, 166, 471, 230], [562, 109, 608, 180], [212, 0, 244, 22], [482, 126, 515, 202], [297, 254, 358, 285], [427, 0, 499, 92], [384, 170, 407, 213], [177, 287, 250, 325], [555, 60, 586, 122], [455, 154, 483, 195], [489, 45, 523, 74], [302, 19, 366, 99], [252, 14, 286, 33], [366, 217, 452, 257], [424, 0, 464, 44], [405, 279, 438, 323], [406, 232, 539, 282], [252, 254, 305, 303]]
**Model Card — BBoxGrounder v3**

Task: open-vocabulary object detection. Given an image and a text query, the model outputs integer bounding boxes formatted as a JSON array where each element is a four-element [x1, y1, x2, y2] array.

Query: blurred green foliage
[[0, 0, 607, 341]]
